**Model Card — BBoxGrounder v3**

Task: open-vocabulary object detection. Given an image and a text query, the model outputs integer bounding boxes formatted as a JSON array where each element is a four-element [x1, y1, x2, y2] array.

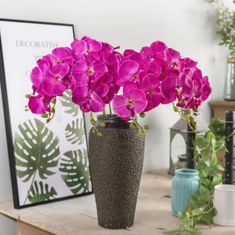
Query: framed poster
[[0, 19, 92, 208]]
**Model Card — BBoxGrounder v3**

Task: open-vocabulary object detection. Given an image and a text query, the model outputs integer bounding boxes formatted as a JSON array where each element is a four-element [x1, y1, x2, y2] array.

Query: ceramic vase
[[171, 168, 200, 215], [88, 115, 145, 229]]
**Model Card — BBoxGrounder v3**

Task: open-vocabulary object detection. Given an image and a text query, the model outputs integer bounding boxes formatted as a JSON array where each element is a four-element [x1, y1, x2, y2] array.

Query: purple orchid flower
[[140, 74, 164, 111], [72, 84, 106, 112], [113, 84, 147, 120], [28, 95, 52, 114], [71, 60, 108, 86], [71, 36, 102, 60], [27, 36, 212, 120], [117, 58, 147, 86]]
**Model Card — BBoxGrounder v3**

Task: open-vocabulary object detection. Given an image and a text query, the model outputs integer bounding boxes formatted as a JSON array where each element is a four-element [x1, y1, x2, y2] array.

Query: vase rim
[[175, 168, 198, 176], [227, 56, 235, 63], [97, 114, 132, 122], [215, 184, 235, 192]]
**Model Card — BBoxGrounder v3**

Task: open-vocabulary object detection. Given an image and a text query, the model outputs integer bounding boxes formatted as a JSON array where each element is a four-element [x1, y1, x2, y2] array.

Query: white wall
[[0, 0, 233, 234], [0, 88, 16, 234]]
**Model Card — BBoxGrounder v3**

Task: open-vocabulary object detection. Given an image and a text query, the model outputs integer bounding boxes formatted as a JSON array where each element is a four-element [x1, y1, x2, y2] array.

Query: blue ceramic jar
[[171, 168, 200, 215]]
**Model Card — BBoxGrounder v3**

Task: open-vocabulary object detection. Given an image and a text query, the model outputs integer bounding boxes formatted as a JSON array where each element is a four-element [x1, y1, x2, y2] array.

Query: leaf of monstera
[[65, 118, 85, 145], [60, 90, 79, 117], [14, 118, 60, 182], [59, 149, 91, 194], [28, 181, 57, 203]]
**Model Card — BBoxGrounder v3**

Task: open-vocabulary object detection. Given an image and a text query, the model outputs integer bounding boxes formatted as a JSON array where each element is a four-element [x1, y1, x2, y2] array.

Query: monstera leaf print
[[14, 118, 60, 182], [65, 118, 85, 145], [59, 149, 90, 194], [28, 181, 57, 203], [60, 90, 79, 117]]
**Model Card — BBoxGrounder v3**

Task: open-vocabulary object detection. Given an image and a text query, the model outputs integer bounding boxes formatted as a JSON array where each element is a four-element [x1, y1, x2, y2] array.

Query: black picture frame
[[0, 18, 92, 209]]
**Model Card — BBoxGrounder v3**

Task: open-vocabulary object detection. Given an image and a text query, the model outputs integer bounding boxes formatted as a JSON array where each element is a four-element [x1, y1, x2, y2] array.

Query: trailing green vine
[[166, 118, 227, 235]]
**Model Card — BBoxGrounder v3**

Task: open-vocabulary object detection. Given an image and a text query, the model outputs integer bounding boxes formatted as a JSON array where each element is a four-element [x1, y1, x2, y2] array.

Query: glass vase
[[224, 56, 235, 101]]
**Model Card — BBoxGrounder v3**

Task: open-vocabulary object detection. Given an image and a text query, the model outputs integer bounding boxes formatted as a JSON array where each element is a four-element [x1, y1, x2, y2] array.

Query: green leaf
[[210, 154, 218, 168], [195, 135, 208, 149], [173, 106, 179, 113], [209, 118, 226, 139], [28, 181, 57, 203], [164, 229, 181, 235], [143, 124, 150, 129], [217, 164, 224, 171], [14, 118, 60, 182], [59, 149, 91, 194], [130, 123, 137, 129], [60, 90, 79, 116], [40, 113, 48, 118], [205, 132, 215, 143], [65, 118, 85, 145]]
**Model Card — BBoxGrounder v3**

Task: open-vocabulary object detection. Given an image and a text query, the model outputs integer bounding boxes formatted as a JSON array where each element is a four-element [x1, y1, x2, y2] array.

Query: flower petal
[[82, 36, 102, 52], [118, 59, 139, 85], [30, 67, 44, 90], [72, 85, 89, 104], [92, 61, 108, 80], [28, 95, 49, 114], [89, 92, 105, 112], [52, 47, 73, 64], [149, 60, 162, 77], [144, 92, 163, 112], [161, 74, 177, 104], [41, 78, 66, 96], [113, 95, 131, 120]]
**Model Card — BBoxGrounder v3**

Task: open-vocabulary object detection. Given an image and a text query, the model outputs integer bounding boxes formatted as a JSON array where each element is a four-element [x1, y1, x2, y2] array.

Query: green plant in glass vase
[[209, 0, 235, 55], [167, 118, 227, 235]]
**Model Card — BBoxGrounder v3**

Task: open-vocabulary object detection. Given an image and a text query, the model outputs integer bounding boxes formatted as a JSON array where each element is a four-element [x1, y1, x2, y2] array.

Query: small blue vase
[[171, 168, 200, 216]]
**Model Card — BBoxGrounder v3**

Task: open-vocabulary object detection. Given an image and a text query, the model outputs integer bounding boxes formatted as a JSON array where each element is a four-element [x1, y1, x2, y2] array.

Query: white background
[[0, 0, 234, 233]]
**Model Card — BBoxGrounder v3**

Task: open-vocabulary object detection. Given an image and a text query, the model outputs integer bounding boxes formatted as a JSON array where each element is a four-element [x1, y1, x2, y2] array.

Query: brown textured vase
[[88, 115, 145, 229]]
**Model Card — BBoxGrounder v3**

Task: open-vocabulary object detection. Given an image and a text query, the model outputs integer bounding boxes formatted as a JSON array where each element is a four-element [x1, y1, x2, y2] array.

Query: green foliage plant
[[167, 118, 227, 235]]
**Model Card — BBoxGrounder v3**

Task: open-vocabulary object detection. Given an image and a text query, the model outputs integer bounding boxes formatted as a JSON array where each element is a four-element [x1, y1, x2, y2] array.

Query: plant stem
[[226, 129, 235, 139], [90, 112, 102, 136], [133, 116, 145, 138], [23, 171, 37, 205], [109, 103, 112, 115]]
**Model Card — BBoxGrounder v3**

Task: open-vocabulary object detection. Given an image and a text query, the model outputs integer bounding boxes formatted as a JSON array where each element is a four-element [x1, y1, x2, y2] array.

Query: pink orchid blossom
[[28, 95, 52, 114], [176, 68, 211, 109], [71, 36, 102, 60], [139, 74, 163, 111], [113, 85, 147, 120], [71, 60, 107, 86], [150, 41, 167, 60], [118, 59, 140, 85], [72, 85, 106, 112], [27, 36, 212, 121]]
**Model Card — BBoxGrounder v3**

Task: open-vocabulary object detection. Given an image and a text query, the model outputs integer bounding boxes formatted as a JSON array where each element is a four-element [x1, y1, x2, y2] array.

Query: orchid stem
[[109, 103, 112, 115], [90, 112, 102, 136]]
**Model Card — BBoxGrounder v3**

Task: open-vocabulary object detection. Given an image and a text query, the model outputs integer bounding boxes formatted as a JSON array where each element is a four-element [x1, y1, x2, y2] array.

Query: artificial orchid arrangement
[[27, 36, 211, 134]]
